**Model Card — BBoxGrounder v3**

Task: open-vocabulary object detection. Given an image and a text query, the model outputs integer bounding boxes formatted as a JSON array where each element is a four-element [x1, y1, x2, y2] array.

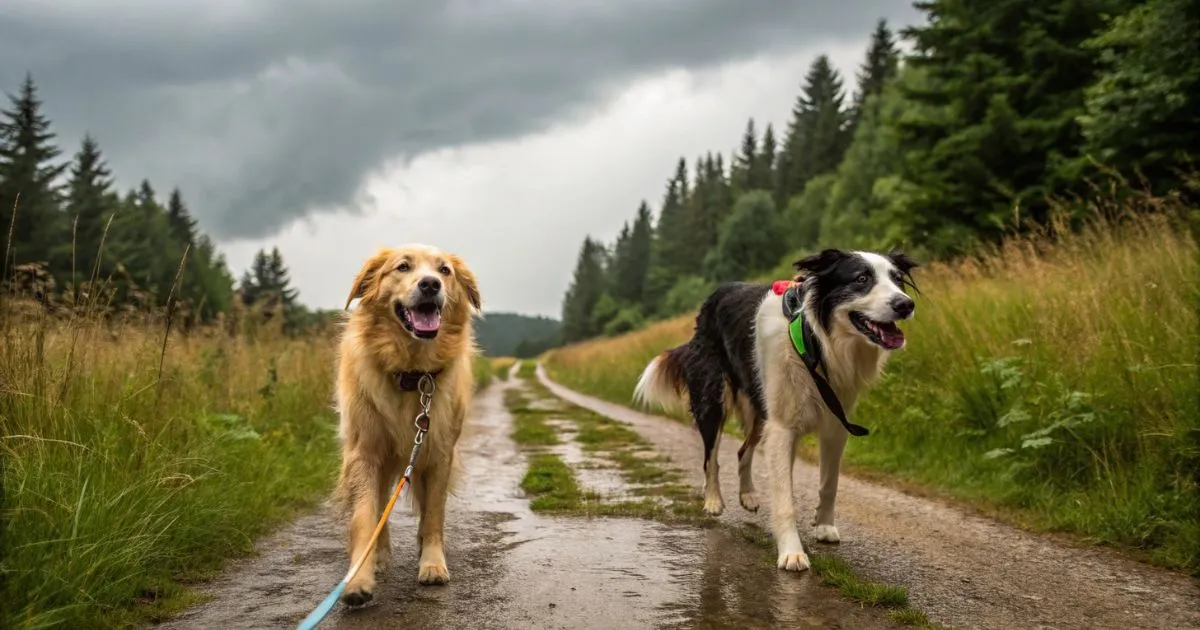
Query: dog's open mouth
[[395, 302, 442, 339], [850, 312, 905, 350]]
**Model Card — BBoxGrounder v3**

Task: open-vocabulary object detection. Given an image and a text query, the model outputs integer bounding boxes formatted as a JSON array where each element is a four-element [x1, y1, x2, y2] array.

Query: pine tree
[[0, 73, 67, 273], [611, 201, 653, 305], [733, 119, 758, 193], [560, 237, 606, 342], [266, 247, 300, 308], [899, 0, 1124, 254], [166, 188, 198, 247], [191, 233, 235, 320], [1079, 0, 1200, 193], [64, 134, 117, 285], [850, 19, 901, 134], [607, 221, 632, 295], [752, 123, 777, 191], [108, 186, 177, 303], [651, 158, 692, 280], [778, 56, 852, 204]]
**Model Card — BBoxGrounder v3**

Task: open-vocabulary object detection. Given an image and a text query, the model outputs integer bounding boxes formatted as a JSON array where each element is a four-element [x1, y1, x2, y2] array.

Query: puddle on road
[[155, 376, 896, 630]]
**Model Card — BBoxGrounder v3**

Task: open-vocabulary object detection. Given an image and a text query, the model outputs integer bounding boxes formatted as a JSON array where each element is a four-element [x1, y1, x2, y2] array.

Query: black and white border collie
[[633, 248, 918, 571]]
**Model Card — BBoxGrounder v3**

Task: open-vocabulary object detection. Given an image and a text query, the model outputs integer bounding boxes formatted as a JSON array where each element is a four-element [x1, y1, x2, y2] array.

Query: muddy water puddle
[[155, 376, 895, 629]]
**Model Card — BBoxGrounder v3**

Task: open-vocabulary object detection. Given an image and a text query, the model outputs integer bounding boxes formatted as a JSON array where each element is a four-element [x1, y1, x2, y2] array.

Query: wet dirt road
[[158, 372, 899, 629], [536, 365, 1200, 630]]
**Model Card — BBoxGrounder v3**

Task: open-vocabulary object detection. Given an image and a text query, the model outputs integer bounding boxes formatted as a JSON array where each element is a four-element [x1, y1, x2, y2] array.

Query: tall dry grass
[[544, 206, 1200, 574], [0, 307, 342, 628]]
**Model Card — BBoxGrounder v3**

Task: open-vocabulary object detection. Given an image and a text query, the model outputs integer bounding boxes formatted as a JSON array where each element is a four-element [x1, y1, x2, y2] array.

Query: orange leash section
[[348, 476, 408, 579], [297, 372, 436, 630]]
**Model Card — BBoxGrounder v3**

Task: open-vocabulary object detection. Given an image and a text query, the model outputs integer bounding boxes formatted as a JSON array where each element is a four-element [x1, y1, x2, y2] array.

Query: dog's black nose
[[890, 295, 915, 318], [418, 277, 442, 295]]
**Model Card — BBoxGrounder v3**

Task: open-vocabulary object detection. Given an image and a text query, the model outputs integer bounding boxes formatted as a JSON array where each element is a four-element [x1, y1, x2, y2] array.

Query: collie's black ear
[[888, 249, 922, 294], [794, 248, 847, 275], [887, 250, 919, 274]]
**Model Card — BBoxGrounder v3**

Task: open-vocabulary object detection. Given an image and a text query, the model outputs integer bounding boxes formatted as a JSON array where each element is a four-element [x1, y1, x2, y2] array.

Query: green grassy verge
[[505, 373, 935, 626], [543, 209, 1200, 575], [1, 319, 341, 629], [472, 355, 494, 389]]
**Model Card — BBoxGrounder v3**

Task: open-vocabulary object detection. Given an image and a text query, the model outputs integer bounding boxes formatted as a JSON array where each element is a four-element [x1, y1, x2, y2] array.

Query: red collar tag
[[771, 280, 794, 296]]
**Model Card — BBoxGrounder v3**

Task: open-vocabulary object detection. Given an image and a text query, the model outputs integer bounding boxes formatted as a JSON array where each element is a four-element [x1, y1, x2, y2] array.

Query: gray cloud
[[1, 0, 919, 240]]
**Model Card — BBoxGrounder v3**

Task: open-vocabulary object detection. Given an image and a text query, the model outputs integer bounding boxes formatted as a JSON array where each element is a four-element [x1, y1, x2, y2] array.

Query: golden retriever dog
[[332, 243, 481, 606]]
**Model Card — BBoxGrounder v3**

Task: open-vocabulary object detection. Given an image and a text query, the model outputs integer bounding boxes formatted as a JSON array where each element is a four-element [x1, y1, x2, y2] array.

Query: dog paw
[[703, 495, 725, 516], [418, 562, 450, 585], [777, 550, 811, 572], [813, 524, 840, 543], [738, 491, 760, 512], [341, 582, 374, 607]]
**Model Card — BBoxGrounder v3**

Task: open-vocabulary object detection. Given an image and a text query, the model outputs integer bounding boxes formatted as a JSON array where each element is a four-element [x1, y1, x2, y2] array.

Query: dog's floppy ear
[[888, 249, 922, 294], [793, 248, 847, 275], [449, 254, 482, 313], [887, 249, 919, 274], [344, 248, 392, 310]]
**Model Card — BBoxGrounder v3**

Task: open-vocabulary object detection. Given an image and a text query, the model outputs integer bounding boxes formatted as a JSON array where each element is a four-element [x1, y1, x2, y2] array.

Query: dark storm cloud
[[0, 0, 920, 240]]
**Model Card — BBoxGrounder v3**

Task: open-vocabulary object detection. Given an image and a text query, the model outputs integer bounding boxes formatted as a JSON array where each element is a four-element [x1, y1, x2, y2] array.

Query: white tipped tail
[[633, 353, 685, 413]]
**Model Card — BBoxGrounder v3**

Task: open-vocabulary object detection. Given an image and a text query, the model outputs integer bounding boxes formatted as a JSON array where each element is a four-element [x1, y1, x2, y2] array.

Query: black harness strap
[[781, 284, 870, 437], [394, 369, 443, 392]]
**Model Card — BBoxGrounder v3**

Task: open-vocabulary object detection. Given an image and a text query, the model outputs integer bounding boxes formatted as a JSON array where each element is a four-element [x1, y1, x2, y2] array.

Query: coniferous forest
[[559, 2, 1200, 344], [0, 73, 339, 333]]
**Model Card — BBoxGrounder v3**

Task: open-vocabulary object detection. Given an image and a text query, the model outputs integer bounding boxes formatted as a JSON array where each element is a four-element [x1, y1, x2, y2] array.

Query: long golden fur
[[332, 243, 481, 605]]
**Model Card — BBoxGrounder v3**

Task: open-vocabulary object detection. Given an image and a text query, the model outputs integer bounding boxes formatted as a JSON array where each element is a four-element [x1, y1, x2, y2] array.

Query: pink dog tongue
[[410, 308, 441, 333], [878, 322, 905, 349]]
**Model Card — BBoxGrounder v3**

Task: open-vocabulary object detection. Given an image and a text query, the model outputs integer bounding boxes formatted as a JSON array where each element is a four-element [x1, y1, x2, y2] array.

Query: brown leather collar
[[393, 369, 442, 392]]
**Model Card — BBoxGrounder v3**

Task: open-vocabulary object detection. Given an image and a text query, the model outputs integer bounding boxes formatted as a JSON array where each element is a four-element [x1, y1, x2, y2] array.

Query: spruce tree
[[612, 201, 652, 305], [733, 119, 758, 193], [899, 0, 1123, 253], [0, 73, 67, 273], [850, 19, 901, 134], [560, 237, 606, 342], [779, 55, 852, 204], [64, 134, 117, 285], [108, 186, 176, 303], [166, 188, 198, 247], [1079, 0, 1200, 192], [651, 159, 692, 280], [753, 123, 777, 191]]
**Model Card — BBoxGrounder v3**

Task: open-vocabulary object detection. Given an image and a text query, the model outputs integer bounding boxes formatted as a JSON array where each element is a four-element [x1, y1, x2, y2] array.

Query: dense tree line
[[560, 1, 1200, 344], [0, 73, 330, 332], [474, 312, 562, 358]]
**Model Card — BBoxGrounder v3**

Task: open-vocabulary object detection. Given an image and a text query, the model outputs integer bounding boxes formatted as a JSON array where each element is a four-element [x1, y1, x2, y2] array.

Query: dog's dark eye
[[438, 265, 451, 276], [855, 274, 869, 284], [396, 262, 410, 273]]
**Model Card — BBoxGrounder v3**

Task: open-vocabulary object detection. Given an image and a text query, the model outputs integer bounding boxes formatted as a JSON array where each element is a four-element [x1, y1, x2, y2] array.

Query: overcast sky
[[2, 1, 923, 318]]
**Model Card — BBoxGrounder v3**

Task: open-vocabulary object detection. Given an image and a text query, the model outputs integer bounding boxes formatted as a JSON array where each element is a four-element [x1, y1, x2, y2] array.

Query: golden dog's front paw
[[417, 562, 450, 585], [341, 577, 375, 607]]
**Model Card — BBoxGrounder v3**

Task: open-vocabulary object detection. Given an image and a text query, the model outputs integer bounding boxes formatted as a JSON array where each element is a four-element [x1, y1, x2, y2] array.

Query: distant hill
[[473, 312, 562, 358]]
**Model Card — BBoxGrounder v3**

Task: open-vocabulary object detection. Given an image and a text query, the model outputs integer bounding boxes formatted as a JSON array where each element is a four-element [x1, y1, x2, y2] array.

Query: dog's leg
[[690, 379, 728, 516], [736, 397, 764, 512], [764, 418, 808, 571], [812, 421, 848, 543], [373, 460, 399, 574], [413, 450, 452, 585], [340, 454, 381, 604]]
